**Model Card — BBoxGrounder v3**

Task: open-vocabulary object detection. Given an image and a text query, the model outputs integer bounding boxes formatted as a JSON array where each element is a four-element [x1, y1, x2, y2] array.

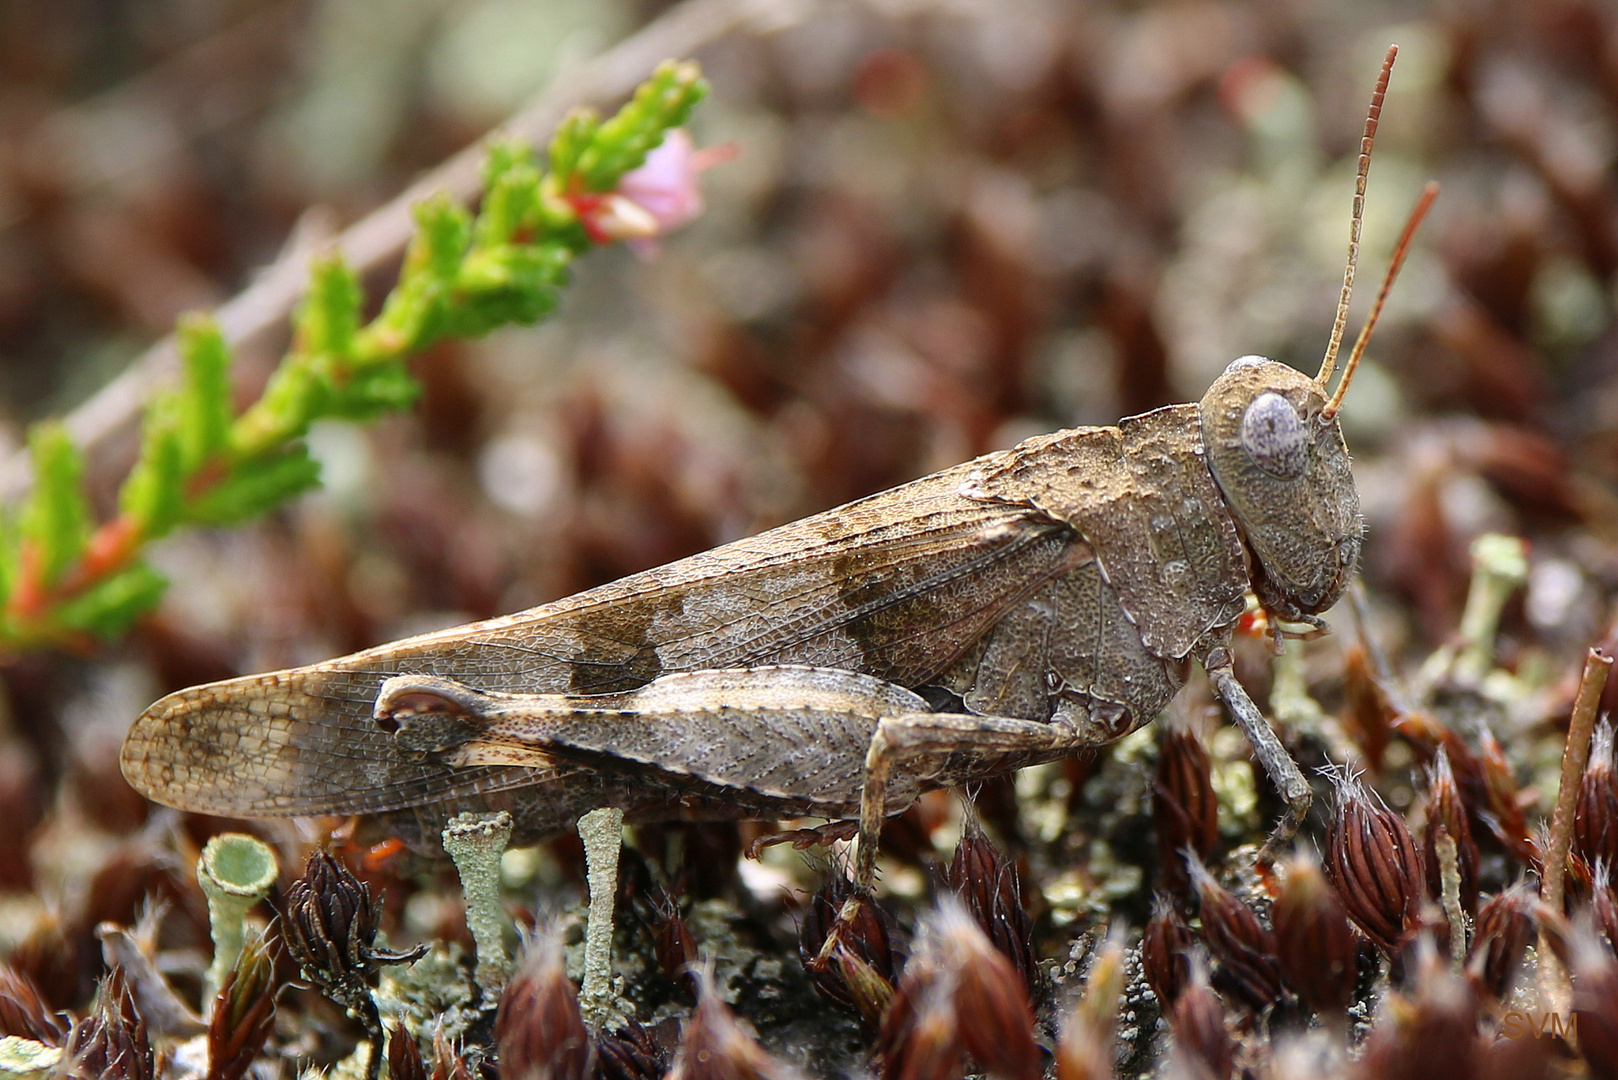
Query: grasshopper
[[121, 49, 1432, 902]]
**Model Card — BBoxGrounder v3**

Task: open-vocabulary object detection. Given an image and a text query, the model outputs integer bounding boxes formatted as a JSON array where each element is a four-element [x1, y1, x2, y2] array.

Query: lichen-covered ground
[[1, 0, 1617, 1076]]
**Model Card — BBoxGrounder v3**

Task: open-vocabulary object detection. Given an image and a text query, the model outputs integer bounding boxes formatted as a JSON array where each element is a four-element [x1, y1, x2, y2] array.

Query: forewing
[[122, 461, 1084, 825]]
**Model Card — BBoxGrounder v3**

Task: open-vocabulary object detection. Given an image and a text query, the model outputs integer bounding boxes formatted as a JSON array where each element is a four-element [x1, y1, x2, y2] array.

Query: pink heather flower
[[570, 129, 736, 253], [569, 192, 662, 245]]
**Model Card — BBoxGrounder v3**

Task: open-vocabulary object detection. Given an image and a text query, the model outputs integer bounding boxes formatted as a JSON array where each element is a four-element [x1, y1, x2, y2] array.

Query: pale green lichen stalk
[[1454, 533, 1529, 684], [1434, 831, 1466, 969], [1415, 532, 1530, 693], [578, 805, 627, 1028], [198, 832, 279, 1002], [443, 810, 515, 997]]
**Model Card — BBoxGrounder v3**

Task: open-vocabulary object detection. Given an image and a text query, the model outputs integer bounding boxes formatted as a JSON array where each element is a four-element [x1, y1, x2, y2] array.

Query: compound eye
[[1240, 392, 1307, 478]]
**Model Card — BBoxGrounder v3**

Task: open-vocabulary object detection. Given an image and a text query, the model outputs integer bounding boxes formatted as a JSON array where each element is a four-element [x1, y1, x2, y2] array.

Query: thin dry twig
[[0, 0, 799, 502], [1539, 646, 1612, 1011]]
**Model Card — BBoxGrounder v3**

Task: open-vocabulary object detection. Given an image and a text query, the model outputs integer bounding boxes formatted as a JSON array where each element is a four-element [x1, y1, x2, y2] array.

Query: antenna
[[1321, 181, 1438, 420], [1317, 44, 1398, 392]]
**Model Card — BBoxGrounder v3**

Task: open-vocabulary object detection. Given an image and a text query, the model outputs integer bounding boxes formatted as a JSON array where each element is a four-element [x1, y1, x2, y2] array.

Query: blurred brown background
[[0, 0, 1614, 938]]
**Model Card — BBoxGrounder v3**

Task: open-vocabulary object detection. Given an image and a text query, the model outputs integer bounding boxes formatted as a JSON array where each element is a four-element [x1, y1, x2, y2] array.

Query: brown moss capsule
[[1153, 718, 1219, 902], [1340, 644, 1396, 771], [1272, 851, 1359, 1019], [1185, 856, 1282, 1014], [880, 971, 964, 1080], [65, 968, 153, 1080], [932, 904, 1040, 1080], [799, 874, 901, 1027], [0, 963, 65, 1045], [1423, 748, 1480, 916], [943, 821, 1039, 1000], [204, 930, 279, 1080], [1325, 776, 1423, 955], [10, 909, 83, 1014], [1566, 850, 1597, 910], [672, 969, 797, 1080], [596, 1022, 670, 1080], [1593, 862, 1618, 952], [881, 904, 1039, 1080], [281, 849, 426, 1077], [1480, 732, 1538, 867], [1574, 719, 1618, 872], [1168, 959, 1233, 1080], [650, 897, 699, 998], [1355, 939, 1480, 1080], [1141, 895, 1194, 1011], [386, 1024, 429, 1080], [1464, 882, 1535, 1002], [1572, 925, 1618, 1080], [496, 934, 592, 1080], [1388, 709, 1489, 820]]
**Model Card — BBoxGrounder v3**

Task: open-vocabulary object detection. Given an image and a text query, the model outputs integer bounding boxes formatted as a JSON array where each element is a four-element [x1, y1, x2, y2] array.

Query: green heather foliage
[[0, 59, 706, 650]]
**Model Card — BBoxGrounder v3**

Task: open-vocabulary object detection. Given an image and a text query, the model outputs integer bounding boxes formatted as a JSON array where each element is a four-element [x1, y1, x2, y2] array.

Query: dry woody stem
[[1540, 646, 1612, 1010]]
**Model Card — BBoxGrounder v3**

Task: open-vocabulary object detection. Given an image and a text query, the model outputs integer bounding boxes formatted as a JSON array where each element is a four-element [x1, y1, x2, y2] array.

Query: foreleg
[[1203, 646, 1311, 872]]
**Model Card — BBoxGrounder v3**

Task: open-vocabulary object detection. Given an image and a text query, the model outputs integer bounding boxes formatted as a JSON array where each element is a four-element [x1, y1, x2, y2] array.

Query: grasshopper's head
[[1198, 356, 1361, 621], [1193, 55, 1438, 623]]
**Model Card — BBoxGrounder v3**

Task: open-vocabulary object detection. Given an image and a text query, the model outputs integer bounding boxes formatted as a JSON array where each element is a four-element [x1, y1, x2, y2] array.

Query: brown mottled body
[[124, 47, 1431, 907], [122, 358, 1359, 856]]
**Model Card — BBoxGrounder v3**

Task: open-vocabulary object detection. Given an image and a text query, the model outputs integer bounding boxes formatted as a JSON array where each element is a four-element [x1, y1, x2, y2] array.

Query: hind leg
[[854, 711, 1084, 891]]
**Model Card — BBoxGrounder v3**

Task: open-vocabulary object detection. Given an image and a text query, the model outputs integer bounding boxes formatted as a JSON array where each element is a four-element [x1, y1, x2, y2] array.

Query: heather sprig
[[0, 59, 708, 652]]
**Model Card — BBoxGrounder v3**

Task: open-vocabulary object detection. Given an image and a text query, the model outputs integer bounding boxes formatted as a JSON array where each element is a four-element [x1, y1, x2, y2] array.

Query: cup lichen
[[578, 805, 627, 1028], [443, 810, 515, 997], [197, 832, 279, 1002]]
